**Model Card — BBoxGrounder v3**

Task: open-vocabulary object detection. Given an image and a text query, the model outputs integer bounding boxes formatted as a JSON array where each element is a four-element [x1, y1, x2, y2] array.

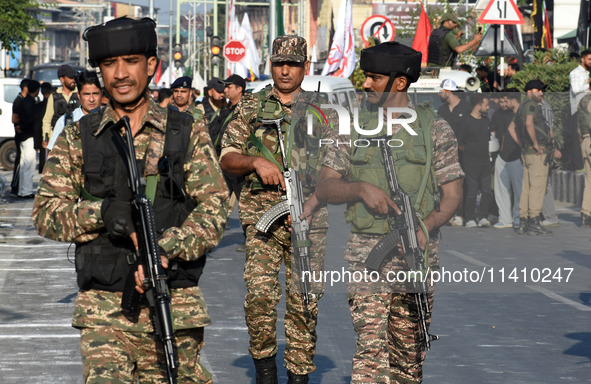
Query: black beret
[[171, 76, 193, 89], [524, 79, 546, 92], [83, 17, 157, 67], [360, 42, 422, 83]]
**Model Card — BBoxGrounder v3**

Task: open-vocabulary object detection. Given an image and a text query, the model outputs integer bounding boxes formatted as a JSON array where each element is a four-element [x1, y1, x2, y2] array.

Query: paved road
[[0, 169, 590, 383]]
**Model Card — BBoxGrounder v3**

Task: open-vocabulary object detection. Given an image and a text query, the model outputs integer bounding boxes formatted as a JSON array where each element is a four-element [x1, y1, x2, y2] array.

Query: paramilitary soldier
[[577, 92, 591, 227], [220, 35, 332, 383], [427, 13, 482, 68], [171, 75, 203, 121], [315, 42, 463, 383], [508, 80, 559, 235], [33, 17, 229, 383]]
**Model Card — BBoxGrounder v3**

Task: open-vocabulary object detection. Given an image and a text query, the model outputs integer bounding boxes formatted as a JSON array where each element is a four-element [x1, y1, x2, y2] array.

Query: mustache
[[111, 79, 136, 88]]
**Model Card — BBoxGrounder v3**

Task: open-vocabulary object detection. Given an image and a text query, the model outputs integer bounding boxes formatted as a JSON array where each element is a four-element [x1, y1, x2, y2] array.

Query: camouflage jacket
[[220, 86, 336, 241], [33, 98, 229, 331]]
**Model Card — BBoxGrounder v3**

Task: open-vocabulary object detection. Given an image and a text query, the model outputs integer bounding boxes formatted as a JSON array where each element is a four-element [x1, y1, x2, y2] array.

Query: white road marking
[[445, 250, 490, 267], [527, 285, 591, 312]]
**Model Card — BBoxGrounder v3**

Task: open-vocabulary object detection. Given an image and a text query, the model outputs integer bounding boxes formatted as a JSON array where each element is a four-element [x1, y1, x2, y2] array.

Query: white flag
[[321, 0, 355, 78], [240, 13, 261, 80]]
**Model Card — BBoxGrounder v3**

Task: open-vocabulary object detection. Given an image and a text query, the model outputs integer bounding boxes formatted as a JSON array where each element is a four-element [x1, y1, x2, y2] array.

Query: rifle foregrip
[[121, 265, 141, 313], [254, 200, 290, 233], [365, 231, 402, 271]]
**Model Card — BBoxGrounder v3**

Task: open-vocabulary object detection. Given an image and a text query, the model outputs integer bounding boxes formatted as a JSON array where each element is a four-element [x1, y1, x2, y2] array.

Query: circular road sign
[[223, 40, 247, 63], [361, 15, 395, 45]]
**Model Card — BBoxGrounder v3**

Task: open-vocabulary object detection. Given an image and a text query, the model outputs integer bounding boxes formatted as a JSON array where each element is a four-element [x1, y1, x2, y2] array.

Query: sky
[[131, 0, 202, 24]]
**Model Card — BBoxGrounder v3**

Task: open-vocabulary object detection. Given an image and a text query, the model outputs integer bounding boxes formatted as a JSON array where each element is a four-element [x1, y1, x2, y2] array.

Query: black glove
[[101, 198, 135, 238]]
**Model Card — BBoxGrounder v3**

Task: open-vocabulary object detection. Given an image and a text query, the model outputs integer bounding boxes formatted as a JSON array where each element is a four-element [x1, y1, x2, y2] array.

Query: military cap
[[441, 13, 461, 25], [171, 76, 193, 89], [360, 42, 422, 83], [57, 64, 77, 79], [83, 17, 158, 67], [524, 79, 547, 92], [223, 74, 246, 90], [207, 77, 226, 93], [270, 35, 307, 63]]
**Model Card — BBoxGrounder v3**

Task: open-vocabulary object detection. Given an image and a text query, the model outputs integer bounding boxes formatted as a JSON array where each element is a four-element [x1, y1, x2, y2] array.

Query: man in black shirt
[[438, 78, 472, 226], [13, 79, 40, 198], [459, 93, 492, 228], [492, 91, 523, 228]]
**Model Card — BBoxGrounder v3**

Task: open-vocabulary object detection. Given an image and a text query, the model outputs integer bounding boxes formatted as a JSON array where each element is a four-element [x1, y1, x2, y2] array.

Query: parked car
[[0, 78, 25, 170], [29, 62, 85, 87]]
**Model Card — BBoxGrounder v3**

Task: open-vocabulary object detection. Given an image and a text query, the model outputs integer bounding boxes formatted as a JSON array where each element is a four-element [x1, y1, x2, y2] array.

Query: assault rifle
[[544, 138, 556, 166], [364, 138, 438, 351], [113, 116, 178, 384], [254, 117, 312, 319]]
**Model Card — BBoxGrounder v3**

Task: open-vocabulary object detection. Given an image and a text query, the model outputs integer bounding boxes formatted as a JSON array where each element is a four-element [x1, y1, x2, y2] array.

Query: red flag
[[154, 60, 162, 85], [412, 2, 432, 65], [543, 6, 553, 49]]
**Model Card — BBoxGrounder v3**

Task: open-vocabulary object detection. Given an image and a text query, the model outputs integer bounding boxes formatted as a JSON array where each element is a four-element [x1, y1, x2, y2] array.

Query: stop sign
[[223, 40, 247, 63]]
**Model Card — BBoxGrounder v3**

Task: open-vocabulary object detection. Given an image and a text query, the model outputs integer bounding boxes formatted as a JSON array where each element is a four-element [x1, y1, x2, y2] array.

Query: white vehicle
[[408, 68, 481, 113], [0, 78, 24, 170], [410, 68, 481, 93], [246, 75, 359, 109]]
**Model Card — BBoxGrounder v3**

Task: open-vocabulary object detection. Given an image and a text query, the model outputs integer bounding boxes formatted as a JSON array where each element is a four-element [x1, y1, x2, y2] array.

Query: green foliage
[[0, 0, 44, 56], [349, 38, 376, 90]]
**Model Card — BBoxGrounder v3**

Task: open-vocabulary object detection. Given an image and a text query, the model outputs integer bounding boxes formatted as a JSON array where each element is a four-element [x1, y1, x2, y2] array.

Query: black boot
[[253, 356, 278, 384], [528, 216, 552, 235], [287, 371, 309, 384], [582, 213, 591, 228], [515, 217, 528, 235]]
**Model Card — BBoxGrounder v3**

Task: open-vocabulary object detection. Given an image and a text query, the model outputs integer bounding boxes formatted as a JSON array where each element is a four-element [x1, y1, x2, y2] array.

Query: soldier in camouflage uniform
[[171, 76, 204, 121], [220, 35, 332, 384], [315, 42, 464, 383], [32, 17, 229, 383]]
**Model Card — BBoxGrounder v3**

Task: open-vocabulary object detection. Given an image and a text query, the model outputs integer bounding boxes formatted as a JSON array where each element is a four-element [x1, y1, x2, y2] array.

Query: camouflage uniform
[[220, 76, 333, 375], [33, 98, 229, 383], [322, 99, 463, 383]]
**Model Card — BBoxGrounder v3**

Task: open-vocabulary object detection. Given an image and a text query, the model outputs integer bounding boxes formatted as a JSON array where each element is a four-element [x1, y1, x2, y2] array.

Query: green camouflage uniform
[[220, 83, 334, 375], [33, 98, 229, 383], [322, 100, 463, 383]]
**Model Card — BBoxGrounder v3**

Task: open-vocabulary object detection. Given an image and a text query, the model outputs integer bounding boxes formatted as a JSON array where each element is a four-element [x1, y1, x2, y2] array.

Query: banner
[[321, 0, 356, 78]]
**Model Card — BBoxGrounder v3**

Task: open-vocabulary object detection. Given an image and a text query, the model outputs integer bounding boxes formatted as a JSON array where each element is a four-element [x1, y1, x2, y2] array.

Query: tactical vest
[[76, 108, 204, 292], [427, 28, 448, 66], [245, 86, 323, 194], [345, 105, 440, 235], [51, 91, 80, 128]]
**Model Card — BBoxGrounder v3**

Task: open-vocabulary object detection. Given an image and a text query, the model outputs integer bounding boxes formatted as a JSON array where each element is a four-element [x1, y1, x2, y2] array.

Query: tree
[[0, 1, 44, 56]]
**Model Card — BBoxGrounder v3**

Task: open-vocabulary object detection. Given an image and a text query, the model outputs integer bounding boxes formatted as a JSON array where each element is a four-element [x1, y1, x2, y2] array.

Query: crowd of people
[[9, 11, 588, 384]]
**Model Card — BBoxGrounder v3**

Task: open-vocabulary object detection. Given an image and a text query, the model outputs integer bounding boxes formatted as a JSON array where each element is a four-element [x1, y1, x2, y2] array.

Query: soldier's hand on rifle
[[253, 157, 286, 191], [300, 193, 320, 225], [359, 182, 401, 216], [417, 227, 428, 252], [554, 148, 562, 159], [134, 250, 170, 294]]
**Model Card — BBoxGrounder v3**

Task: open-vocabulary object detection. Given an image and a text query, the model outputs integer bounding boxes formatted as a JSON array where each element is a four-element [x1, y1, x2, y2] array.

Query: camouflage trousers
[[345, 232, 436, 384], [349, 289, 434, 384], [80, 326, 211, 383], [243, 224, 325, 375]]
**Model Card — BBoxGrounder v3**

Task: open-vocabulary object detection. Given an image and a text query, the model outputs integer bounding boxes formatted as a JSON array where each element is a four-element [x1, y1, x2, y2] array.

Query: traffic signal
[[173, 44, 183, 68], [211, 36, 222, 66]]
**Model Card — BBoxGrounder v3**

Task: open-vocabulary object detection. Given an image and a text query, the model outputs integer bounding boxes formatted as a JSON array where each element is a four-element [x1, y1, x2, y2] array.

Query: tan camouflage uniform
[[220, 81, 333, 375], [33, 97, 229, 383], [322, 100, 463, 383]]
